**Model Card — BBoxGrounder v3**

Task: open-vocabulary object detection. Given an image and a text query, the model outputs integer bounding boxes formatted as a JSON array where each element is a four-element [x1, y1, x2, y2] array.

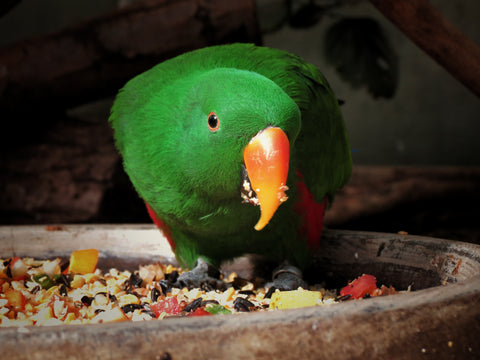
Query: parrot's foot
[[177, 259, 227, 291], [271, 264, 308, 291]]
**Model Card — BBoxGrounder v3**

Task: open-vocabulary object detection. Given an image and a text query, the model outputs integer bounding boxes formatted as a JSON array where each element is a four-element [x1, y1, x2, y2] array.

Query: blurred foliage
[[324, 17, 398, 98], [257, 0, 398, 98]]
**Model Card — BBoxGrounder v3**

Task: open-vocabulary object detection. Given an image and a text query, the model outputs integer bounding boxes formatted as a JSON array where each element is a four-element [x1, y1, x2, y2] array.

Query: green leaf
[[323, 17, 398, 98]]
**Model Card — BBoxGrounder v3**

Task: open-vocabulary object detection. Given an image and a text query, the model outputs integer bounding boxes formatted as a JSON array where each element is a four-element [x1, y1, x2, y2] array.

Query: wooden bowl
[[1, 225, 479, 359]]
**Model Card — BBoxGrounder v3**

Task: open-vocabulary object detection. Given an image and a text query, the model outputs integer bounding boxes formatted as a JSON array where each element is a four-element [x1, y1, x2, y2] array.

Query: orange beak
[[243, 127, 290, 231]]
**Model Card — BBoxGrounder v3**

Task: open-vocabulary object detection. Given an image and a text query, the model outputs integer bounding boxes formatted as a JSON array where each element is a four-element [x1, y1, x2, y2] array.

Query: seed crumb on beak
[[278, 185, 289, 203], [241, 176, 259, 205]]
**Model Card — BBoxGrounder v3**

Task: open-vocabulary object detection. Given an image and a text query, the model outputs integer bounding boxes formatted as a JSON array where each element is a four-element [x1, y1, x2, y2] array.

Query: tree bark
[[369, 0, 480, 97], [0, 0, 260, 117]]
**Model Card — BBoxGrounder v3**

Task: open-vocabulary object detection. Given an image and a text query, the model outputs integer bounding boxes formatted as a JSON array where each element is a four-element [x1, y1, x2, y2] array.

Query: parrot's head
[[112, 67, 301, 233], [181, 68, 301, 231]]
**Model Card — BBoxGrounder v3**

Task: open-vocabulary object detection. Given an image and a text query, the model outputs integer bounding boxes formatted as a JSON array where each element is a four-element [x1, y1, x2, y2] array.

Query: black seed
[[109, 294, 117, 302], [59, 284, 68, 296], [234, 297, 254, 312], [151, 288, 161, 302], [5, 265, 12, 278], [265, 286, 277, 299], [81, 296, 93, 306], [230, 277, 250, 290], [94, 309, 105, 314], [129, 273, 143, 288], [159, 279, 170, 294], [121, 303, 143, 313], [60, 261, 70, 273], [183, 297, 203, 313], [56, 273, 71, 288]]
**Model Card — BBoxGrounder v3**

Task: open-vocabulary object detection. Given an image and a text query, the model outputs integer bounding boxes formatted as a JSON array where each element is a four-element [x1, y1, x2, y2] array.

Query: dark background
[[0, 0, 478, 244]]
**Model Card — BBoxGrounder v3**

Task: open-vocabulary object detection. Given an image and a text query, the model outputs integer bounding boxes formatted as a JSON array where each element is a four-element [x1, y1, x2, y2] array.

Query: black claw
[[272, 264, 308, 291], [176, 259, 225, 290]]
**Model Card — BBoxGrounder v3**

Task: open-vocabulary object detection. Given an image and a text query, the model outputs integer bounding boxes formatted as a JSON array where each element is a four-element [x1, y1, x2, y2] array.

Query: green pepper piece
[[205, 303, 231, 315], [33, 274, 56, 290]]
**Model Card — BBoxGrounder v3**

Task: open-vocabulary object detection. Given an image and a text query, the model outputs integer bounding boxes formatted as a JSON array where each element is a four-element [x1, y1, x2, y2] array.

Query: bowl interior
[[1, 225, 479, 293]]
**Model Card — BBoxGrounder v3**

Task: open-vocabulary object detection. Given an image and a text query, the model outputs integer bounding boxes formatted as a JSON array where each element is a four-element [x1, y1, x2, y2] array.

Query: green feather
[[110, 43, 351, 269]]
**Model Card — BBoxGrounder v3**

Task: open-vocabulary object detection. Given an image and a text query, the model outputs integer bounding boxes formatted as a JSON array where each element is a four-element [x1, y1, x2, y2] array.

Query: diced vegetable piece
[[92, 307, 129, 323], [70, 274, 85, 289], [68, 249, 99, 275], [9, 257, 29, 280], [150, 297, 180, 318], [42, 259, 61, 277], [4, 289, 26, 311], [205, 304, 231, 315], [188, 307, 213, 317], [33, 274, 56, 290], [269, 290, 322, 310], [340, 274, 378, 299]]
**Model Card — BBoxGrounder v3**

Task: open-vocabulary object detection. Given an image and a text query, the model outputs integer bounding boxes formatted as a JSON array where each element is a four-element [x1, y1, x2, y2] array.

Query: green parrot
[[110, 43, 351, 289]]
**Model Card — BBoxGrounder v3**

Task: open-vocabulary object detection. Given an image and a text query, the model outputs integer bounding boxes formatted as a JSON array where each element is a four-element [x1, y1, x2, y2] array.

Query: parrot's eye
[[207, 112, 220, 132]]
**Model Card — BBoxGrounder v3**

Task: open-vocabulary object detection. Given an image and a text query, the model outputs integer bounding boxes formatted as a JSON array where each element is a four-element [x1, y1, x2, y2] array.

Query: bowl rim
[[1, 224, 479, 359]]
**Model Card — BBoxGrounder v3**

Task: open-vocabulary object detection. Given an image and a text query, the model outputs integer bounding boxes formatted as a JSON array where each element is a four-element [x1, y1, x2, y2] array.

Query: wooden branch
[[325, 165, 480, 226], [0, 0, 260, 116], [369, 0, 480, 97]]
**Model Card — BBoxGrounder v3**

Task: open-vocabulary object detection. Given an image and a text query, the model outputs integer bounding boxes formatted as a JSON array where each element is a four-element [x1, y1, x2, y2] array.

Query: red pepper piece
[[188, 307, 213, 317], [340, 274, 378, 299], [150, 297, 180, 318]]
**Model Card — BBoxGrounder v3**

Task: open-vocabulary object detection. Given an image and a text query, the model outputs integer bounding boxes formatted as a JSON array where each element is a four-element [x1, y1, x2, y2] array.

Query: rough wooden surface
[[0, 0, 260, 119], [1, 225, 479, 360]]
